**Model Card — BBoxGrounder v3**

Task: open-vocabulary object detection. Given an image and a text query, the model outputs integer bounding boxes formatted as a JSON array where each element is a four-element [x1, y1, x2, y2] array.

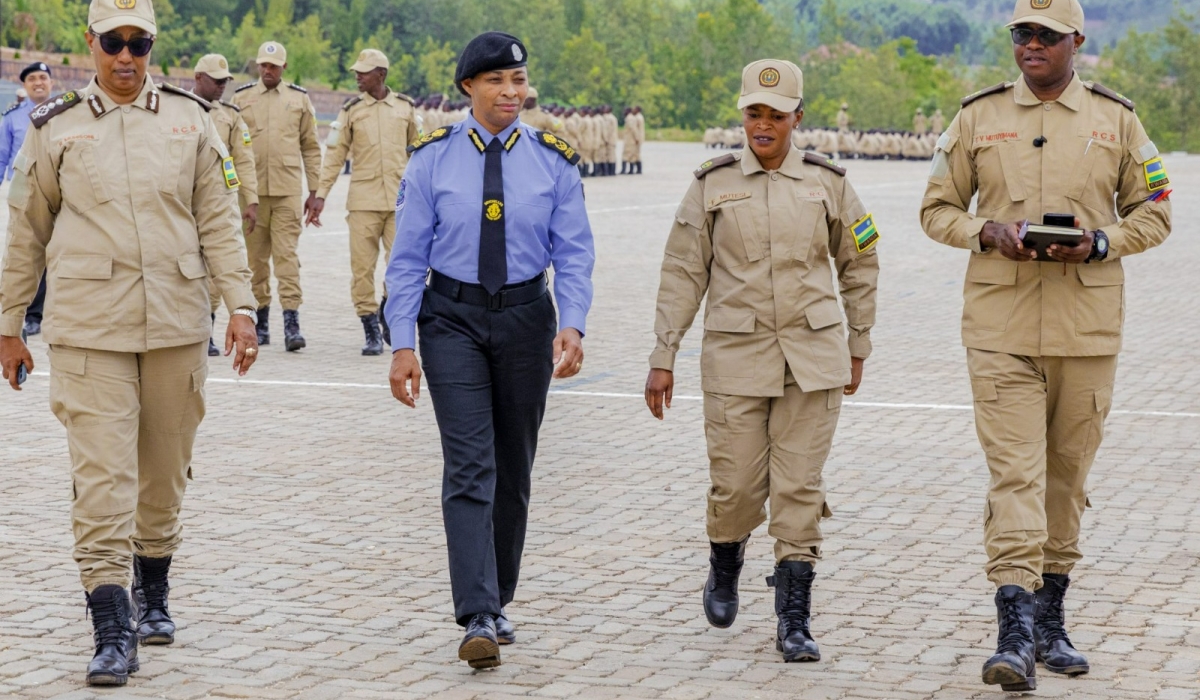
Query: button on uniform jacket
[[650, 147, 880, 397], [0, 77, 256, 350], [316, 89, 420, 211], [232, 81, 322, 197], [921, 73, 1172, 357]]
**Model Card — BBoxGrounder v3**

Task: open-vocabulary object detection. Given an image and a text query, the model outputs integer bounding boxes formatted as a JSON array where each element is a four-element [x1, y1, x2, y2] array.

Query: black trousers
[[418, 285, 556, 627], [25, 275, 46, 323]]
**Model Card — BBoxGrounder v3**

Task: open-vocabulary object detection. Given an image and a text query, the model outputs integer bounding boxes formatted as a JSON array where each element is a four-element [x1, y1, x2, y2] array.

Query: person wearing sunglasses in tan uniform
[[0, 0, 259, 687], [921, 0, 1172, 691]]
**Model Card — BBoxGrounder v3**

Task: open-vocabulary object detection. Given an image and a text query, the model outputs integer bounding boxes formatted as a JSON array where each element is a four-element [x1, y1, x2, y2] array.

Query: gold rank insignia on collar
[[504, 128, 521, 151], [466, 127, 522, 154]]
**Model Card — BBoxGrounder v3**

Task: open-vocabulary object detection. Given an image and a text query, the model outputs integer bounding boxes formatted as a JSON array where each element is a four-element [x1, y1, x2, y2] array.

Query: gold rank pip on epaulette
[[408, 126, 452, 154]]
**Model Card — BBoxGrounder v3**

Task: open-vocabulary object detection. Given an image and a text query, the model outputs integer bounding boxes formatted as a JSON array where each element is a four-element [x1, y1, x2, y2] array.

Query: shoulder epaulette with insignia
[[234, 82, 257, 93], [30, 91, 83, 129], [534, 130, 581, 165], [407, 126, 453, 154], [218, 99, 240, 112], [287, 83, 307, 93], [961, 81, 1013, 107], [803, 151, 846, 176], [159, 82, 212, 111], [1, 102, 19, 117], [342, 95, 363, 110], [694, 153, 738, 179], [1086, 82, 1135, 111]]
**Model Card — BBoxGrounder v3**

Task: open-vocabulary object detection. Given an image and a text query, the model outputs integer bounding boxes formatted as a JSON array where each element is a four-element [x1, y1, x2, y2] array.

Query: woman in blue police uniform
[[384, 32, 595, 669]]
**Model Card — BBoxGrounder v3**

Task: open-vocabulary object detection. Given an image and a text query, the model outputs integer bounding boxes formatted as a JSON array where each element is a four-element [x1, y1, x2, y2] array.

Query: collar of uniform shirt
[[87, 75, 160, 116], [1014, 71, 1084, 111], [464, 110, 521, 153], [740, 145, 808, 180]]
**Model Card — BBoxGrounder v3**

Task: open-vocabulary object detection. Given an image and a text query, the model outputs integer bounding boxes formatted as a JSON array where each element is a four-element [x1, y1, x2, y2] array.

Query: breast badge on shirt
[[852, 213, 880, 253]]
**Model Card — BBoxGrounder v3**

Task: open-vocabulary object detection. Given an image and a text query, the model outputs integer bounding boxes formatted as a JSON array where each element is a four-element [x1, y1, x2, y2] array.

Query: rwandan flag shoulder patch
[[221, 157, 240, 189], [851, 213, 879, 253], [1144, 157, 1169, 191]]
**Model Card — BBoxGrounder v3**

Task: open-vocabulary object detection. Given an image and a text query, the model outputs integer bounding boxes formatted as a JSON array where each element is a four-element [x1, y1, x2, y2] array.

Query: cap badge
[[218, 58, 227, 69], [1031, 0, 1052, 8], [512, 44, 523, 62], [759, 67, 781, 88], [359, 51, 368, 61], [115, 0, 136, 8], [265, 44, 277, 54]]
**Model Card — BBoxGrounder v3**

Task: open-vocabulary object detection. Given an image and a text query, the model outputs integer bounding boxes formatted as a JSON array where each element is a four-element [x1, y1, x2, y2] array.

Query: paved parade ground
[[1, 142, 1198, 699]]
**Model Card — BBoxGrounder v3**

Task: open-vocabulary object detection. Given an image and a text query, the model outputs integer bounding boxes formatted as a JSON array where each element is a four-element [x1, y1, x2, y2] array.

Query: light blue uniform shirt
[[0, 99, 35, 182], [385, 112, 595, 350]]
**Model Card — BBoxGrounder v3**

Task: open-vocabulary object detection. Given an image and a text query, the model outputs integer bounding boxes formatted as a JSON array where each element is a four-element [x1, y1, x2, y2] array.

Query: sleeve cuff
[[558, 309, 588, 338], [649, 347, 676, 372], [848, 333, 873, 360], [393, 325, 417, 351], [1100, 223, 1124, 258], [315, 187, 331, 200], [966, 217, 989, 252], [0, 314, 25, 337], [243, 193, 259, 206], [223, 290, 258, 313]]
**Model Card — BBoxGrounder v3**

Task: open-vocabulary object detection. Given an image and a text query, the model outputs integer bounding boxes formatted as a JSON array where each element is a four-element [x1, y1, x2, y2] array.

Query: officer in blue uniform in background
[[384, 32, 595, 670]]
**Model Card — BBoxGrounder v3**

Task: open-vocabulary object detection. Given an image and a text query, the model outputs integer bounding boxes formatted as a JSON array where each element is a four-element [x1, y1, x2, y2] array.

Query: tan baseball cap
[[349, 48, 388, 73], [257, 41, 287, 66], [89, 0, 157, 35], [194, 53, 232, 80], [1007, 0, 1085, 35], [737, 59, 804, 113]]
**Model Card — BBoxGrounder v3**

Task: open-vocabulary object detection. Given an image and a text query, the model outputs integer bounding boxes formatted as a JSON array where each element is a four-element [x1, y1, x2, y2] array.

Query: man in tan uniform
[[193, 53, 258, 356], [913, 107, 928, 135], [622, 105, 645, 174], [836, 102, 850, 132], [232, 41, 322, 352], [921, 0, 1171, 691], [518, 87, 562, 134], [930, 107, 946, 135], [600, 105, 619, 175], [646, 59, 879, 664], [0, 0, 259, 685], [311, 49, 419, 356]]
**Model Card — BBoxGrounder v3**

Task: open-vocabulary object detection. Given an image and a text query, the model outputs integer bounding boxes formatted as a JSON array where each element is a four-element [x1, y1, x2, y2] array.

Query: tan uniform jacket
[[210, 99, 258, 207], [650, 148, 880, 396], [921, 74, 1172, 357], [232, 81, 322, 197], [0, 78, 255, 349], [316, 89, 419, 211], [632, 113, 646, 144], [519, 107, 562, 135], [602, 113, 619, 146]]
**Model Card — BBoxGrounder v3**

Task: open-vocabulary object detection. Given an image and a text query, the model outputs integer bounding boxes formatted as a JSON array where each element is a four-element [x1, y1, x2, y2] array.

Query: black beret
[[454, 32, 527, 96], [20, 62, 51, 82]]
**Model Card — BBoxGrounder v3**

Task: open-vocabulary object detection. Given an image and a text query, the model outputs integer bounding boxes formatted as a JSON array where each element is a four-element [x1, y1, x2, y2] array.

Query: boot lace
[[997, 596, 1034, 653], [137, 560, 170, 614], [89, 593, 128, 646], [710, 544, 742, 590], [1036, 582, 1070, 645], [778, 569, 814, 627]]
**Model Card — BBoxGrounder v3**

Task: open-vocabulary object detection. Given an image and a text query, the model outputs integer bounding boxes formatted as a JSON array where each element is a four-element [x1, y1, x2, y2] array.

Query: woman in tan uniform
[[0, 0, 258, 687], [645, 59, 879, 662]]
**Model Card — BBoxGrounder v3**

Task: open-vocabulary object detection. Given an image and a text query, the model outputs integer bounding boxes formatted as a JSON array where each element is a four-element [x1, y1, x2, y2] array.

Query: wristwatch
[[1087, 231, 1109, 263], [232, 308, 256, 319]]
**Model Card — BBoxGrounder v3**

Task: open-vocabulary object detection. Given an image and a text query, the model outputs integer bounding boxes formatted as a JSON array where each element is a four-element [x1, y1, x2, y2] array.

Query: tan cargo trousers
[[347, 210, 395, 317], [967, 349, 1117, 592], [247, 195, 303, 311], [48, 342, 208, 593], [704, 374, 842, 564]]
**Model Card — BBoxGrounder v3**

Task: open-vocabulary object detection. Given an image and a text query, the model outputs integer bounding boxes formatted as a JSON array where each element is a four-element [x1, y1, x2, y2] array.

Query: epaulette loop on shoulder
[[234, 81, 257, 93], [694, 153, 738, 179], [287, 83, 307, 93], [30, 91, 83, 129], [396, 92, 415, 106], [1087, 82, 1135, 111], [534, 130, 581, 165], [1, 102, 19, 117], [803, 151, 846, 176], [343, 95, 363, 110], [961, 81, 1013, 107], [407, 126, 453, 154], [159, 82, 212, 111], [219, 99, 240, 112]]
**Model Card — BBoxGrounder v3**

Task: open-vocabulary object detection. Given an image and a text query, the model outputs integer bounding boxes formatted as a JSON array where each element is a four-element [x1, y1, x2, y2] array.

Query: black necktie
[[479, 138, 507, 295]]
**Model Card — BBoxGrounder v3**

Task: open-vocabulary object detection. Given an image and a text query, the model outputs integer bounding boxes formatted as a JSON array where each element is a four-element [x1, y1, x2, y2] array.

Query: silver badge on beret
[[512, 44, 522, 62]]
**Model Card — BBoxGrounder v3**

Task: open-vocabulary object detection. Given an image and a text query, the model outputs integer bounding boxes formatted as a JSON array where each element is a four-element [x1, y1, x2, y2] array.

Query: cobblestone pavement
[[1, 143, 1198, 700]]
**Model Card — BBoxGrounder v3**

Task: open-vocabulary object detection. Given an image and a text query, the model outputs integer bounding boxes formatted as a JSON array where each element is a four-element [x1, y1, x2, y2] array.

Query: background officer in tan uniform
[[921, 0, 1171, 691], [621, 106, 645, 175], [518, 87, 562, 133], [232, 40, 323, 352], [0, 0, 259, 686], [599, 105, 619, 175], [311, 49, 418, 356], [645, 59, 879, 664], [193, 53, 258, 356]]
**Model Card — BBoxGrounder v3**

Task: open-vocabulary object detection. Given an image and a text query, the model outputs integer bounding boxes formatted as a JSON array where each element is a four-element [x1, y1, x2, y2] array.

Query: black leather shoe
[[496, 608, 515, 645], [85, 584, 139, 686], [360, 314, 383, 356], [458, 613, 501, 669], [255, 307, 270, 345], [1036, 574, 1089, 675], [379, 298, 391, 347], [768, 561, 820, 662], [982, 585, 1037, 691], [132, 555, 175, 645], [283, 310, 306, 352], [703, 536, 748, 628], [23, 318, 41, 336]]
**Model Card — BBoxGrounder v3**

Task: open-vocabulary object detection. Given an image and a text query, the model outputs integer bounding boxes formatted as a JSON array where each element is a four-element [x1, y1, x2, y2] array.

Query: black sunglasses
[[1010, 26, 1071, 47], [90, 30, 155, 57]]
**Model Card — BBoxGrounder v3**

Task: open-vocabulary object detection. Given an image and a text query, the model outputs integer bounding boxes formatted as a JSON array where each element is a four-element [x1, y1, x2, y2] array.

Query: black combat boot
[[132, 555, 175, 645], [360, 314, 383, 356], [283, 310, 306, 352], [208, 314, 220, 356], [1035, 574, 1089, 675], [255, 307, 270, 345], [85, 584, 139, 686], [636, 161, 643, 174], [982, 585, 1037, 691], [768, 561, 820, 662], [458, 612, 501, 669], [703, 536, 748, 628], [378, 297, 391, 347]]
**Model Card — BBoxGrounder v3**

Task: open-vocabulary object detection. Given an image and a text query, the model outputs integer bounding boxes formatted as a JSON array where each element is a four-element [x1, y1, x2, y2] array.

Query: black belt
[[428, 270, 547, 311]]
